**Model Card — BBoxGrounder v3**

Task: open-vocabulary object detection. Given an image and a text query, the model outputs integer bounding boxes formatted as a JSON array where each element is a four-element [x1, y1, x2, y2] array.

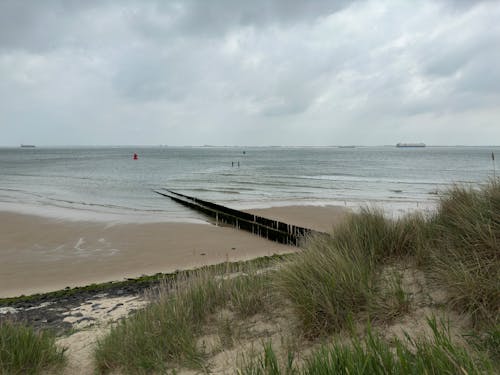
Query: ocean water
[[0, 146, 497, 222]]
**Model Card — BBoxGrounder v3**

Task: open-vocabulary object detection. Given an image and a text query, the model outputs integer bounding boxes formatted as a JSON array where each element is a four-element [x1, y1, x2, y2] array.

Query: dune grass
[[95, 181, 499, 372], [94, 272, 225, 373], [277, 232, 376, 335], [0, 320, 66, 375], [277, 208, 427, 335], [431, 182, 500, 326], [278, 182, 499, 336], [302, 317, 494, 375], [237, 318, 494, 375], [469, 323, 500, 366], [94, 269, 276, 374], [237, 341, 297, 375]]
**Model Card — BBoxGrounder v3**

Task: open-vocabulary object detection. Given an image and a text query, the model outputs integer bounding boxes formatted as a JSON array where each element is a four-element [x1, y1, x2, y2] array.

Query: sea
[[0, 146, 497, 223]]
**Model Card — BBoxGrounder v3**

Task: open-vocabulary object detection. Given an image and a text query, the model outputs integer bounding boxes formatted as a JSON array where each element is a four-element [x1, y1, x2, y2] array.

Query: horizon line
[[2, 144, 500, 148]]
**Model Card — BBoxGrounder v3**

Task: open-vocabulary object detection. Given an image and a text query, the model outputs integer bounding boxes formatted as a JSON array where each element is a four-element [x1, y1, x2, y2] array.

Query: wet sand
[[0, 205, 348, 297], [247, 205, 349, 233]]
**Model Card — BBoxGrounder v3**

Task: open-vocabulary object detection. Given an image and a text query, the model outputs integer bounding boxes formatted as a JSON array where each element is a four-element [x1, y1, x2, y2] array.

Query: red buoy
[[133, 153, 138, 160]]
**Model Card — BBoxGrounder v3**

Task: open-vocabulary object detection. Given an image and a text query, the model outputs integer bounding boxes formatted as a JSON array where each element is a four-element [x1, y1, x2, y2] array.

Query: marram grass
[[279, 182, 500, 335], [277, 208, 423, 335], [302, 317, 494, 375], [95, 181, 500, 372], [94, 272, 224, 373], [277, 233, 376, 335], [432, 181, 500, 326], [94, 268, 276, 373], [237, 318, 495, 375], [0, 320, 66, 375]]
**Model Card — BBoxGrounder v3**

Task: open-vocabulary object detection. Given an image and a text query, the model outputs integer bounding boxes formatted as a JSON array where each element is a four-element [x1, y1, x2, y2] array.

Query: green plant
[[229, 272, 274, 318], [467, 323, 500, 366], [237, 341, 297, 375], [302, 318, 494, 374], [277, 208, 424, 335], [94, 272, 226, 373], [432, 182, 500, 326], [95, 269, 278, 373], [0, 320, 66, 375], [371, 270, 411, 323], [277, 233, 376, 335]]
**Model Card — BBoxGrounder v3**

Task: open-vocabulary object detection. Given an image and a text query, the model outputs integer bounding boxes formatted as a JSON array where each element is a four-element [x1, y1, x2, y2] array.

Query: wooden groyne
[[155, 189, 324, 247]]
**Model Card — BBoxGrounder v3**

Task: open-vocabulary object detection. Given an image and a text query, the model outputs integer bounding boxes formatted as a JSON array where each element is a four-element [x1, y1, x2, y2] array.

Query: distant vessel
[[20, 144, 36, 148], [396, 142, 425, 148]]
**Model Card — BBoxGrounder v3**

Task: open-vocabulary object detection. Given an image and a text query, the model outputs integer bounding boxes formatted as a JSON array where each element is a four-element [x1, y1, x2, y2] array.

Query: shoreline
[[0, 205, 348, 298]]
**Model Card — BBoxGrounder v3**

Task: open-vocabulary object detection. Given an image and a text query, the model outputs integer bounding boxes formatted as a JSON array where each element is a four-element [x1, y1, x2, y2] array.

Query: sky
[[1, 0, 499, 146]]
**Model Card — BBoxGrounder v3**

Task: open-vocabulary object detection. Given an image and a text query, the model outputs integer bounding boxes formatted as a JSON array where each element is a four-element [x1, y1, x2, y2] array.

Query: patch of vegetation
[[277, 231, 375, 335], [92, 181, 499, 373], [468, 323, 500, 366], [277, 208, 421, 335], [95, 272, 226, 373], [94, 269, 277, 373], [278, 182, 500, 336], [0, 254, 288, 306], [237, 341, 297, 375], [228, 272, 274, 318], [302, 318, 494, 375], [370, 270, 411, 323], [237, 318, 494, 375], [431, 182, 500, 326], [0, 320, 66, 375]]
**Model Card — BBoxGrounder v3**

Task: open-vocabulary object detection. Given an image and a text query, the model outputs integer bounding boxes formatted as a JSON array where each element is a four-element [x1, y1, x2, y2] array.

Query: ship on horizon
[[20, 144, 36, 148], [396, 142, 426, 148]]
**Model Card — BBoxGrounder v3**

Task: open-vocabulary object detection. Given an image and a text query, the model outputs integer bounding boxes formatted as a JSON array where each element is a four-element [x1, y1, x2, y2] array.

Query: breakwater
[[155, 189, 324, 246]]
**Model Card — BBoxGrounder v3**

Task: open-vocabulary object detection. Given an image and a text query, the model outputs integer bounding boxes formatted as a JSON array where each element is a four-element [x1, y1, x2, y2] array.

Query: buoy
[[133, 153, 138, 160]]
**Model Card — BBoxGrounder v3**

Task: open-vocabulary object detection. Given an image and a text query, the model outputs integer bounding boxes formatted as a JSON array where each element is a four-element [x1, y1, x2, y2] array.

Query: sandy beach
[[0, 205, 348, 298]]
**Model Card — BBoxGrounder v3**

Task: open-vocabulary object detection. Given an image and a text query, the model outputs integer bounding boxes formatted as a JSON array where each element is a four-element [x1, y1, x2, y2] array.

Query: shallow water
[[0, 146, 497, 221]]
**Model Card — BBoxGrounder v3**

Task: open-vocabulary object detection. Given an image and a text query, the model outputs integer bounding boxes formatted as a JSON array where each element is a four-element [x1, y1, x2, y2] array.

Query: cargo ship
[[396, 142, 425, 148]]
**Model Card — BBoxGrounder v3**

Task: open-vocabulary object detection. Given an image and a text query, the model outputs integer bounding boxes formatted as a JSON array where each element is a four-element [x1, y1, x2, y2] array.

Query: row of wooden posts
[[155, 189, 323, 247]]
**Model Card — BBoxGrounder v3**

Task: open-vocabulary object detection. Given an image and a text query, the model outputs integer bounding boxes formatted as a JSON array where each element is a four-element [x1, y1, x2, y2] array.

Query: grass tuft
[[228, 272, 274, 318], [277, 208, 420, 335], [237, 341, 297, 375], [0, 320, 66, 375], [238, 319, 493, 375], [432, 182, 500, 326], [302, 317, 493, 374], [94, 272, 225, 373], [95, 268, 276, 373], [277, 233, 375, 335]]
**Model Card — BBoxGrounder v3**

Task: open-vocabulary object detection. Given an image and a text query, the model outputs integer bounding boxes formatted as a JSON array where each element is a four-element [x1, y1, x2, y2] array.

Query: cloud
[[0, 0, 499, 146]]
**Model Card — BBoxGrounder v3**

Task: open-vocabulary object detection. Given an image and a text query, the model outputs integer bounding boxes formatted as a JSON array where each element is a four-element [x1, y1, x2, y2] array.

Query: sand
[[0, 205, 348, 297], [247, 205, 349, 233]]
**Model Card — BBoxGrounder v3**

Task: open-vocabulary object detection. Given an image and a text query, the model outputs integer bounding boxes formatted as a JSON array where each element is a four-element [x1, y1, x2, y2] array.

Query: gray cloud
[[125, 0, 355, 40], [0, 0, 104, 51], [1, 0, 499, 146]]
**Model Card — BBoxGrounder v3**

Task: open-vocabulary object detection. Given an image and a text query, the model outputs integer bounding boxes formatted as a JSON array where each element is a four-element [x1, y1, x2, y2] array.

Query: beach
[[0, 205, 348, 298]]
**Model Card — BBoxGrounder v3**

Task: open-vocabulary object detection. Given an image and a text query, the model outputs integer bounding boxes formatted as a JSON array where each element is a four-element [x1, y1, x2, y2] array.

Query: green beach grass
[[431, 182, 500, 327], [276, 208, 428, 335], [0, 320, 66, 375], [3, 181, 499, 373], [237, 318, 495, 375], [94, 269, 276, 373], [92, 181, 499, 373]]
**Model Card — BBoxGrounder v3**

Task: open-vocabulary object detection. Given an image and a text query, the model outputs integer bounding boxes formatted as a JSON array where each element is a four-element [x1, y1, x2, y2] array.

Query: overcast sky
[[1, 0, 499, 146]]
